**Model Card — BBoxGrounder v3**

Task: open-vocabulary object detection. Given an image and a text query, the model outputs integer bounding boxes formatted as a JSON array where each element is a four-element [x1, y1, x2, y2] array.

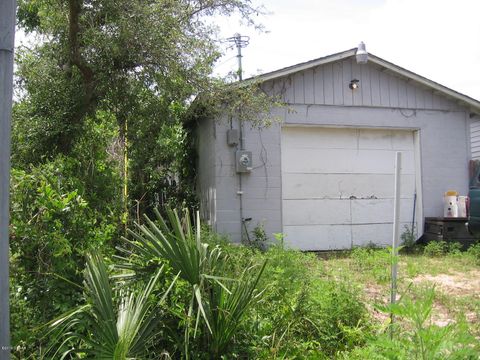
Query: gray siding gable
[[262, 58, 464, 112], [253, 49, 480, 114]]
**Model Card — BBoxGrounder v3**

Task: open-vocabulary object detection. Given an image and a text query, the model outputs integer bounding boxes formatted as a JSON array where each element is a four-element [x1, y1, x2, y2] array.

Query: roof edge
[[367, 54, 480, 113], [251, 48, 356, 83], [248, 49, 480, 114]]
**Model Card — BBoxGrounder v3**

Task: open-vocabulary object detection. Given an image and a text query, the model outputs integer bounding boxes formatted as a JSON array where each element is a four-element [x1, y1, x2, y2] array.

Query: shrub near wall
[[222, 244, 371, 358], [9, 158, 119, 356]]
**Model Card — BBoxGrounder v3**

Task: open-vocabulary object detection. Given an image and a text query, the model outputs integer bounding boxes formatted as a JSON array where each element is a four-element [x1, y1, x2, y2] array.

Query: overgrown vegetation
[[8, 0, 480, 358], [11, 197, 480, 358], [324, 240, 480, 359], [10, 0, 279, 357], [11, 210, 373, 358], [345, 285, 479, 359]]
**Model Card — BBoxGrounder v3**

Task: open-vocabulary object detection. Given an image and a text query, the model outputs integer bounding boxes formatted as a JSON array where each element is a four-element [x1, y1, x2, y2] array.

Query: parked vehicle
[[468, 165, 480, 237]]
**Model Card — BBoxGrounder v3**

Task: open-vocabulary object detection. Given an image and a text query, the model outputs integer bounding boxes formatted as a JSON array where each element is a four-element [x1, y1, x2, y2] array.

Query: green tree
[[15, 0, 263, 152], [15, 0, 267, 210]]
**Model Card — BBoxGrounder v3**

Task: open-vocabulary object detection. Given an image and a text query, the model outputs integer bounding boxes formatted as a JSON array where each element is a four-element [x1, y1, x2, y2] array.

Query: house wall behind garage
[[209, 58, 471, 243], [471, 117, 480, 160]]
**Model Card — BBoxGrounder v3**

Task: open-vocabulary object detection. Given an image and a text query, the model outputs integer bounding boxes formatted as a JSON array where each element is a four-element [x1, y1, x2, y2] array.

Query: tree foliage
[[15, 0, 264, 154], [11, 0, 274, 356], [14, 0, 271, 212]]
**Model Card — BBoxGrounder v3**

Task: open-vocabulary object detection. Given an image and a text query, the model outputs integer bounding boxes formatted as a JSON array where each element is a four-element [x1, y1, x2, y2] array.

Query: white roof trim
[[251, 49, 480, 113], [367, 55, 480, 113], [255, 48, 356, 82]]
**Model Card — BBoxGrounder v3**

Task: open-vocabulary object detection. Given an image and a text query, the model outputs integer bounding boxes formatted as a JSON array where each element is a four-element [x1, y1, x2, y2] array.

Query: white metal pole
[[390, 151, 402, 339], [0, 0, 16, 358]]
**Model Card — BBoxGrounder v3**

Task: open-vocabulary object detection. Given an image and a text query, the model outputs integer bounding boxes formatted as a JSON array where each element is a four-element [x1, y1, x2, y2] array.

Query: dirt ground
[[363, 269, 480, 328], [412, 270, 480, 297], [411, 270, 480, 327]]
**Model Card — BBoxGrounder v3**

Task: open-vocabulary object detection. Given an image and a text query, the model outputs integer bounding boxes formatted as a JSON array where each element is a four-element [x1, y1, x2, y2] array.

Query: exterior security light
[[349, 79, 360, 90], [356, 41, 368, 64]]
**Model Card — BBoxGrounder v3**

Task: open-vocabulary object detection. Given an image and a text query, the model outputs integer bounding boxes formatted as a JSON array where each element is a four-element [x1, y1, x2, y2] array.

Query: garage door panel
[[283, 148, 415, 175], [284, 198, 415, 226], [281, 127, 417, 250], [283, 128, 414, 151], [392, 131, 415, 150], [352, 223, 391, 247], [282, 148, 354, 173], [353, 150, 415, 175], [282, 127, 358, 149], [351, 199, 414, 224], [283, 173, 416, 200], [399, 200, 416, 225], [283, 199, 351, 225], [358, 129, 393, 149], [284, 225, 352, 250], [358, 129, 415, 150]]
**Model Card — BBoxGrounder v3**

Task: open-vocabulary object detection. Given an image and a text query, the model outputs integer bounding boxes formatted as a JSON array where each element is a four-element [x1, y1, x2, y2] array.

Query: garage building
[[196, 44, 480, 250]]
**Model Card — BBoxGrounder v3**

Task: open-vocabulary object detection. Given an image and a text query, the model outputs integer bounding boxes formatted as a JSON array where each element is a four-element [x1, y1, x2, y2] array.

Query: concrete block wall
[[209, 106, 470, 243]]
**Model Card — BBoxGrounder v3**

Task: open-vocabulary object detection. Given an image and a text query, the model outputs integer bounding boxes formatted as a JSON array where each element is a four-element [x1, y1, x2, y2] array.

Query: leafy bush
[[248, 221, 269, 251], [423, 241, 447, 257], [423, 241, 463, 257], [400, 225, 418, 253], [466, 242, 480, 264], [10, 158, 119, 356]]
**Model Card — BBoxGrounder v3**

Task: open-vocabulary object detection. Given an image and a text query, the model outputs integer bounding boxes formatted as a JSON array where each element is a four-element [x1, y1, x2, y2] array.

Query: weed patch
[[342, 286, 480, 359], [350, 247, 392, 283]]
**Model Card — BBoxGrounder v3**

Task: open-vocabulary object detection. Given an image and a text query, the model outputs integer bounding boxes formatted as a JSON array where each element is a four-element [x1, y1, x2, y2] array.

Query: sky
[[214, 0, 480, 100]]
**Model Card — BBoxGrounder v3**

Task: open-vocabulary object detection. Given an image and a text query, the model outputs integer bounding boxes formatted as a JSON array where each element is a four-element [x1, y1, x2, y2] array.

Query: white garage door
[[281, 127, 418, 250]]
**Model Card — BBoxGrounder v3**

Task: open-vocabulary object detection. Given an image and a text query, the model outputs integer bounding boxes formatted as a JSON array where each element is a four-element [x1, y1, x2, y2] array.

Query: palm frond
[[120, 208, 223, 333], [119, 207, 268, 358], [207, 260, 267, 356], [47, 253, 174, 358]]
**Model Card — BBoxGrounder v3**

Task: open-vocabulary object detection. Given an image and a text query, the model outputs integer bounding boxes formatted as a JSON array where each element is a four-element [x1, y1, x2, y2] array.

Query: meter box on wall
[[236, 150, 252, 173]]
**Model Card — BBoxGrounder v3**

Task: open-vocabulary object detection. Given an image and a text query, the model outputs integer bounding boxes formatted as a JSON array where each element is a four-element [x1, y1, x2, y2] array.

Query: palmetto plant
[[118, 207, 267, 357], [206, 261, 267, 357], [46, 253, 176, 359], [119, 208, 226, 284], [118, 208, 222, 329]]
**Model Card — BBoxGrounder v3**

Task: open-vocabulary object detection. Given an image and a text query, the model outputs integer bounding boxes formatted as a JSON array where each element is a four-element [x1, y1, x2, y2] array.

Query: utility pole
[[0, 0, 16, 358], [226, 33, 249, 243], [227, 33, 249, 82]]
